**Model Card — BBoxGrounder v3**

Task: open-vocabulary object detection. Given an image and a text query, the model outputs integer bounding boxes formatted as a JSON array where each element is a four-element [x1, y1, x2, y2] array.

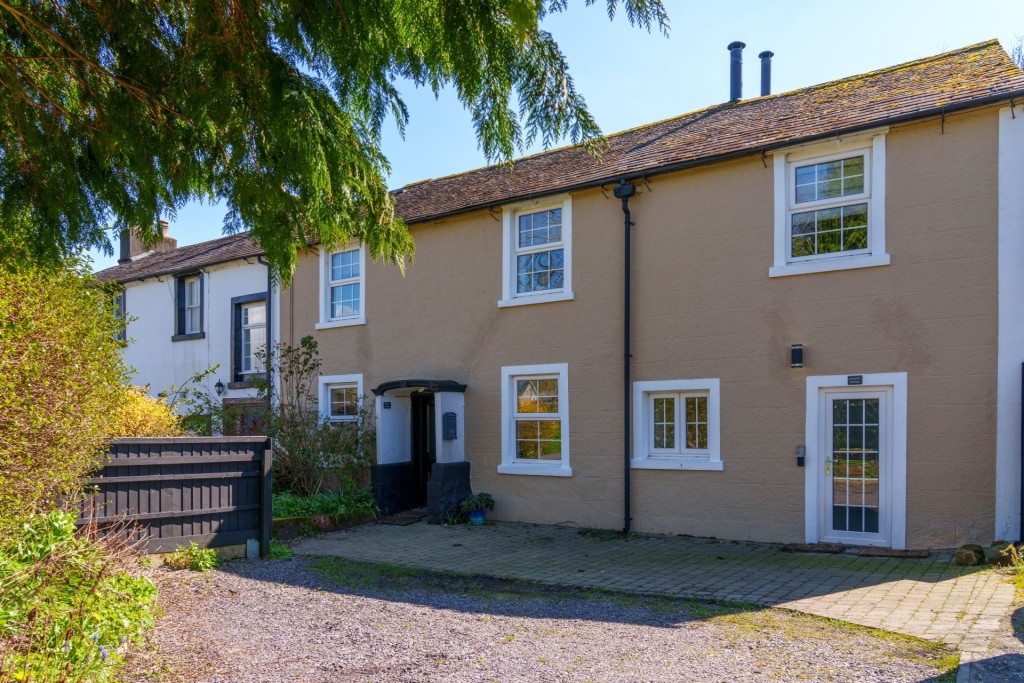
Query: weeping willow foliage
[[0, 0, 669, 283]]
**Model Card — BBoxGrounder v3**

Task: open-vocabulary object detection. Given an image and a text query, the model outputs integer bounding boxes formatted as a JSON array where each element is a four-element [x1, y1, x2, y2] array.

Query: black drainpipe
[[614, 180, 636, 534], [1020, 362, 1023, 541]]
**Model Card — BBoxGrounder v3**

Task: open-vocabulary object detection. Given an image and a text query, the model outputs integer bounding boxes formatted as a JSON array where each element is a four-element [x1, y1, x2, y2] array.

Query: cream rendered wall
[[122, 259, 269, 402], [283, 105, 1002, 548]]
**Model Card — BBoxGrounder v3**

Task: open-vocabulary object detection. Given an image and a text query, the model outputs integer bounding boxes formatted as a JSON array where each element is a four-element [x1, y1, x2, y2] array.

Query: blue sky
[[90, 0, 1024, 271]]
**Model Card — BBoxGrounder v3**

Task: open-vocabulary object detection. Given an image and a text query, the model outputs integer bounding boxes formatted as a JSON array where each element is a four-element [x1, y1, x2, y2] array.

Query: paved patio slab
[[294, 520, 1015, 653]]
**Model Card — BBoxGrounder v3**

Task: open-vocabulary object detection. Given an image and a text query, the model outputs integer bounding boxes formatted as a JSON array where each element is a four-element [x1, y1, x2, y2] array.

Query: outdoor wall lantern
[[790, 344, 804, 369], [214, 380, 225, 396]]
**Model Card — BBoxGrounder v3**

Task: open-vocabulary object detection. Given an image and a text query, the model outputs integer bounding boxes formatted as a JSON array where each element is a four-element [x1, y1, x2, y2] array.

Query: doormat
[[378, 509, 427, 526], [781, 543, 846, 554], [857, 548, 929, 558]]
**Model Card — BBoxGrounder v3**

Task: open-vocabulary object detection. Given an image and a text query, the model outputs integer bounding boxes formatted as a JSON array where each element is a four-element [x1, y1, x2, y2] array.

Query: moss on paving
[[310, 557, 959, 681]]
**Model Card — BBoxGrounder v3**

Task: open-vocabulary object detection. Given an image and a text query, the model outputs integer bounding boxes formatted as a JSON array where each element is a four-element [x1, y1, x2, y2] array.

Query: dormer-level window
[[316, 245, 366, 329], [184, 277, 201, 333], [770, 131, 890, 277], [499, 196, 574, 307], [173, 273, 204, 341]]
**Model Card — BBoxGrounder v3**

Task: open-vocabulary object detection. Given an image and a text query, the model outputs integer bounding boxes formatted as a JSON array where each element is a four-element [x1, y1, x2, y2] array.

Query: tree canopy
[[0, 1, 668, 281]]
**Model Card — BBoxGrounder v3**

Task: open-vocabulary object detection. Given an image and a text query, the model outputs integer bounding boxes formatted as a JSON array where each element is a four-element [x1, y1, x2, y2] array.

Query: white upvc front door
[[820, 389, 891, 546], [805, 373, 907, 549]]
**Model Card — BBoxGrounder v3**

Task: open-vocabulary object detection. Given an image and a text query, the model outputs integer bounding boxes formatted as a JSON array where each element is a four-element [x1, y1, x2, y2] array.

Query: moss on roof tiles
[[393, 39, 1024, 225]]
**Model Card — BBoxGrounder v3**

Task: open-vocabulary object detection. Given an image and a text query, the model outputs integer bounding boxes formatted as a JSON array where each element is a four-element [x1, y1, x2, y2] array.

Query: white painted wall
[[995, 105, 1024, 541], [121, 259, 269, 403]]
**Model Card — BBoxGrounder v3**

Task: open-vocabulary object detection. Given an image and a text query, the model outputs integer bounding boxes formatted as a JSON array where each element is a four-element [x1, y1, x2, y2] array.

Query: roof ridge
[[756, 39, 1004, 102], [392, 39, 1008, 194]]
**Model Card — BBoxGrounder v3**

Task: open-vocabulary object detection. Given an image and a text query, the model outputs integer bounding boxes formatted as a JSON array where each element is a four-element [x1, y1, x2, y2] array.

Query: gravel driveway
[[123, 556, 958, 683]]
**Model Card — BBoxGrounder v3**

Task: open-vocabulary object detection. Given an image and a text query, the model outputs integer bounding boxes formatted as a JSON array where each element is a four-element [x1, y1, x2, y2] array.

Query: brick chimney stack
[[118, 220, 178, 264]]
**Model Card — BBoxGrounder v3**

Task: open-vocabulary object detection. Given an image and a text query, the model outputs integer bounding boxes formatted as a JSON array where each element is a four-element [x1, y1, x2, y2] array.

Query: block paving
[[295, 520, 1016, 655]]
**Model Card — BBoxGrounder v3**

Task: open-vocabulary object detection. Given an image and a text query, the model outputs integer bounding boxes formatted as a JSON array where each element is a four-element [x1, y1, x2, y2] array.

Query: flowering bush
[[109, 388, 185, 438], [0, 511, 158, 682]]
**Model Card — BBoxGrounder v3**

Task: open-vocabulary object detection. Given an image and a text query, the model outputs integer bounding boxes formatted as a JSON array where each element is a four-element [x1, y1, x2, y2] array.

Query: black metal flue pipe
[[759, 50, 774, 97], [728, 41, 745, 102], [614, 180, 636, 534]]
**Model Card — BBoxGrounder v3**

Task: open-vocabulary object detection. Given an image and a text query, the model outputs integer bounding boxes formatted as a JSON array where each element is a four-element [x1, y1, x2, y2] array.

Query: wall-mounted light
[[790, 344, 804, 369], [214, 380, 225, 396]]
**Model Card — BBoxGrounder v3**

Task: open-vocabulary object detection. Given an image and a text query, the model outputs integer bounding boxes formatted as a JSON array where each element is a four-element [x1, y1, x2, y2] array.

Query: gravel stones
[[121, 556, 958, 683]]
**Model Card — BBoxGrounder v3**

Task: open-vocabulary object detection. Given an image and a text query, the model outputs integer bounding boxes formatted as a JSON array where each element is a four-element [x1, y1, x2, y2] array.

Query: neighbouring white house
[[96, 224, 275, 433]]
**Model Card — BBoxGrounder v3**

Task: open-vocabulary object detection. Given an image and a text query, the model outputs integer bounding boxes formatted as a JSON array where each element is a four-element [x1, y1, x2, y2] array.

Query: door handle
[[824, 458, 833, 475]]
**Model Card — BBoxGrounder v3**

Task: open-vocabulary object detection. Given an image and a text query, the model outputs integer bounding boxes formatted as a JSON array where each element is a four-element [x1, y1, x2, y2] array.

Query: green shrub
[[267, 539, 294, 560], [257, 338, 375, 496], [0, 511, 158, 681], [0, 263, 128, 532], [163, 542, 219, 572], [272, 489, 376, 521], [459, 493, 495, 514]]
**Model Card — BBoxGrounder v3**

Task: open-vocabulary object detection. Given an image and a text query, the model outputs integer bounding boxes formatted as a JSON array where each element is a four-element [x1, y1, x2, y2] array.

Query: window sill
[[315, 316, 366, 330], [170, 332, 205, 342], [228, 380, 256, 390], [631, 458, 724, 471], [497, 463, 573, 477], [769, 253, 890, 278], [498, 291, 575, 308]]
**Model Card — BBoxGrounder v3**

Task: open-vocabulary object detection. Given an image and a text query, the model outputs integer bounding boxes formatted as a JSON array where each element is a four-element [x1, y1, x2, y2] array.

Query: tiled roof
[[393, 40, 1024, 225], [95, 233, 262, 283]]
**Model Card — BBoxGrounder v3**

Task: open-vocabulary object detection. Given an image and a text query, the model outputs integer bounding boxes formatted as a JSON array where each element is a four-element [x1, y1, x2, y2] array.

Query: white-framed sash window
[[770, 130, 890, 277], [499, 363, 571, 476], [316, 246, 366, 329], [499, 196, 574, 307]]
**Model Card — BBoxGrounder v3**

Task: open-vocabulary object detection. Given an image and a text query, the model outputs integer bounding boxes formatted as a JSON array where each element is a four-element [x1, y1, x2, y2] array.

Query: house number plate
[[847, 375, 863, 386]]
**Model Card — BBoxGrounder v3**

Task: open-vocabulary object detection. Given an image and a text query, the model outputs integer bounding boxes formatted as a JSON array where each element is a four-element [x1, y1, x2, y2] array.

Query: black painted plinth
[[426, 461, 472, 524], [371, 461, 416, 516]]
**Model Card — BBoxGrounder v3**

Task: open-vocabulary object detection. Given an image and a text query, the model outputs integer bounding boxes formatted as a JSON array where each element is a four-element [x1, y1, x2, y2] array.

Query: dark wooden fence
[[82, 437, 272, 556]]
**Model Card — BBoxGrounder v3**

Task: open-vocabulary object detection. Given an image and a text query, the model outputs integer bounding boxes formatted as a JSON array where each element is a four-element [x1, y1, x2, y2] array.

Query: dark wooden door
[[410, 392, 435, 508]]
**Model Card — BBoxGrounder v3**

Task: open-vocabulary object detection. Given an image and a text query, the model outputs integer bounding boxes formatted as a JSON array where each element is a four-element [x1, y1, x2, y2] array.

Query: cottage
[[96, 227, 274, 432], [278, 40, 1024, 549]]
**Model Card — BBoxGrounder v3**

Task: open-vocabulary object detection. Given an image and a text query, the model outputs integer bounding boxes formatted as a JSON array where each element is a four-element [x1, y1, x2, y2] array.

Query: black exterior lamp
[[790, 344, 804, 369], [214, 380, 225, 396]]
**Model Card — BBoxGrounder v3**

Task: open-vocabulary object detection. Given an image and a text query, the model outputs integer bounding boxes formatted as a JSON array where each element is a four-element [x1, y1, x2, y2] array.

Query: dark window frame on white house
[[172, 273, 205, 341], [113, 289, 126, 342], [229, 292, 268, 387]]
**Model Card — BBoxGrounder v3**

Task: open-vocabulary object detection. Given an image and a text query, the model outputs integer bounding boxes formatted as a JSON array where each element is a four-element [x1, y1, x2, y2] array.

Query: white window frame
[[632, 379, 722, 471], [318, 374, 364, 423], [183, 276, 201, 334], [499, 363, 572, 476], [499, 196, 574, 308], [770, 130, 890, 277], [239, 301, 266, 376], [316, 245, 366, 329]]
